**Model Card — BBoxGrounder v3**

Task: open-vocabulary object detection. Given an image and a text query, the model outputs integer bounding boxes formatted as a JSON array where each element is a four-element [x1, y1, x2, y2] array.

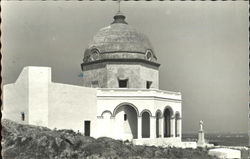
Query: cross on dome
[[118, 0, 121, 12], [112, 0, 127, 24]]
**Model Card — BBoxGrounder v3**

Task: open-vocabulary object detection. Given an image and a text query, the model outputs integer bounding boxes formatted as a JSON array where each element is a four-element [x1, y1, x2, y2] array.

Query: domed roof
[[83, 12, 157, 62], [86, 23, 154, 53]]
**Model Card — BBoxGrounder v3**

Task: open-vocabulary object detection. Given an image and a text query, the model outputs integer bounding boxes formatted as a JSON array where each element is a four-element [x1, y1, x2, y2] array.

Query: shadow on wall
[[114, 104, 138, 139]]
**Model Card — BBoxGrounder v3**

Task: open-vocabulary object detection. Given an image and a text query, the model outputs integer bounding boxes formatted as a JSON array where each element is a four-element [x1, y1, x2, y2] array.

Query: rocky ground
[[2, 119, 216, 159]]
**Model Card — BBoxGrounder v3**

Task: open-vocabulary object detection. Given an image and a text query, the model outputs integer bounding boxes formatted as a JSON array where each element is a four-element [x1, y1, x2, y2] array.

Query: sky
[[2, 1, 249, 133]]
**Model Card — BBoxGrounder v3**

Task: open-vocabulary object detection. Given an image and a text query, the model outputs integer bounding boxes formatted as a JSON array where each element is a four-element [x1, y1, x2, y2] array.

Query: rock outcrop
[[2, 119, 215, 159]]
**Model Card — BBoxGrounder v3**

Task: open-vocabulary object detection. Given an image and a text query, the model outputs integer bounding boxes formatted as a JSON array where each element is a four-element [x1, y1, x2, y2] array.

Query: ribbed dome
[[83, 12, 157, 63]]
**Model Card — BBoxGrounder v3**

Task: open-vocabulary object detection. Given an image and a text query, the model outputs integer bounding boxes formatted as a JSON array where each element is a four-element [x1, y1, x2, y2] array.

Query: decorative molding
[[97, 96, 182, 102], [163, 106, 174, 116], [102, 50, 146, 54], [140, 109, 153, 117], [81, 58, 160, 71], [145, 49, 153, 61], [155, 109, 163, 118], [101, 110, 113, 117]]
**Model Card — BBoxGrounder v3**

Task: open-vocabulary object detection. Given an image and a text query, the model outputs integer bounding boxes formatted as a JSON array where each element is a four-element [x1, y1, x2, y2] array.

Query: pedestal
[[197, 130, 205, 147]]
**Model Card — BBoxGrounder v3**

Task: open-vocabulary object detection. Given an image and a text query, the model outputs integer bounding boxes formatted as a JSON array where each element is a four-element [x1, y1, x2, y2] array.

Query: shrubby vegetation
[[2, 119, 216, 159]]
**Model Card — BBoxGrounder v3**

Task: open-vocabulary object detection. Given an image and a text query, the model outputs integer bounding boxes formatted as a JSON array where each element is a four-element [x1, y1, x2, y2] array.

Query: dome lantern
[[111, 11, 128, 24]]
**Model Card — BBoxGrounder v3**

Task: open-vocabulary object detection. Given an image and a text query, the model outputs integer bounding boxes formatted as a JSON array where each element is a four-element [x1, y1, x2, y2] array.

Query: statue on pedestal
[[197, 120, 205, 147]]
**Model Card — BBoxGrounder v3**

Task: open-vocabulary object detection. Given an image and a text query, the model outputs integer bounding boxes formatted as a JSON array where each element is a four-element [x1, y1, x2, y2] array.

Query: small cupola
[[111, 11, 128, 24]]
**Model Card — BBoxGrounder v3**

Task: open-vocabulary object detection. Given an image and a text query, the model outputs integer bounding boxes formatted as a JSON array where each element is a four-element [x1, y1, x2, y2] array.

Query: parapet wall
[[49, 83, 97, 133], [3, 67, 29, 124], [3, 66, 98, 134], [28, 67, 51, 127], [3, 66, 51, 127]]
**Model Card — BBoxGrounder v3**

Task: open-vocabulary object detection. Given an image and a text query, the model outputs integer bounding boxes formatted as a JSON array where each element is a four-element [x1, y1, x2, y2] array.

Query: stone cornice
[[97, 88, 181, 101], [81, 58, 160, 71], [97, 96, 182, 102]]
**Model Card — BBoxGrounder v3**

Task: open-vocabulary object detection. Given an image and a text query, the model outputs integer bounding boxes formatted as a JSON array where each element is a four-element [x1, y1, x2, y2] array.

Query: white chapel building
[[3, 12, 183, 146]]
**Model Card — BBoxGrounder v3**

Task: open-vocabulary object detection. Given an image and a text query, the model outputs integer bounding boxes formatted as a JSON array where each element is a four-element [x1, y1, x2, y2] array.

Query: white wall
[[49, 83, 97, 134], [3, 66, 98, 136], [2, 67, 29, 124], [3, 67, 51, 127], [28, 67, 51, 127]]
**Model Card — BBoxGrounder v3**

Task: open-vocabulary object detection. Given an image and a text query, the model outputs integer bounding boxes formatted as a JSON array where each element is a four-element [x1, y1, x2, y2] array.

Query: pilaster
[[150, 116, 156, 139], [171, 117, 175, 137], [137, 116, 142, 139]]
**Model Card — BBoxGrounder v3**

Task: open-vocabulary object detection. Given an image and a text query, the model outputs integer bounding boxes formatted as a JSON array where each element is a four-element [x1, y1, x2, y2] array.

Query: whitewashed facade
[[3, 12, 183, 146]]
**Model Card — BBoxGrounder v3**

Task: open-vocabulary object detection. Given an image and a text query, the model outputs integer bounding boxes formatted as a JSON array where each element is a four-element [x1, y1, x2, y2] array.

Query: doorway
[[84, 120, 91, 136]]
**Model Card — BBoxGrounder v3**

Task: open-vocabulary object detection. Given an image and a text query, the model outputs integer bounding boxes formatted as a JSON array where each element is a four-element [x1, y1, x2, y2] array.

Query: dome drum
[[81, 58, 160, 72]]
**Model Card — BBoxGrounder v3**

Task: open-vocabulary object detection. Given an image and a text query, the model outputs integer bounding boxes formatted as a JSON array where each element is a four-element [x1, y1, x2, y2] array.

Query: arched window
[[141, 111, 150, 138], [163, 107, 173, 138]]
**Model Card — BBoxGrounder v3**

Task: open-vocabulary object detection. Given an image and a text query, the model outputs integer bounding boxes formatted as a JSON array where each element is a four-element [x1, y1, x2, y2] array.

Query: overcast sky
[[2, 1, 248, 133]]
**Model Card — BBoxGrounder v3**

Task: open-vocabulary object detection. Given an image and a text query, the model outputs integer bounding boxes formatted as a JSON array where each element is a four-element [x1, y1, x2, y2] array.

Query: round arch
[[175, 111, 181, 119], [139, 109, 152, 117], [101, 110, 113, 117], [155, 109, 162, 118], [163, 106, 174, 138], [163, 106, 174, 117], [141, 111, 150, 138], [155, 109, 162, 138], [112, 102, 139, 117], [112, 102, 138, 140]]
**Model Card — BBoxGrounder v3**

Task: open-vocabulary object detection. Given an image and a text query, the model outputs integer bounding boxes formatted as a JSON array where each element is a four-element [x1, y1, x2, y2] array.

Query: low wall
[[132, 138, 197, 148], [3, 66, 99, 136], [49, 83, 98, 134], [133, 137, 182, 147], [3, 67, 30, 124]]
